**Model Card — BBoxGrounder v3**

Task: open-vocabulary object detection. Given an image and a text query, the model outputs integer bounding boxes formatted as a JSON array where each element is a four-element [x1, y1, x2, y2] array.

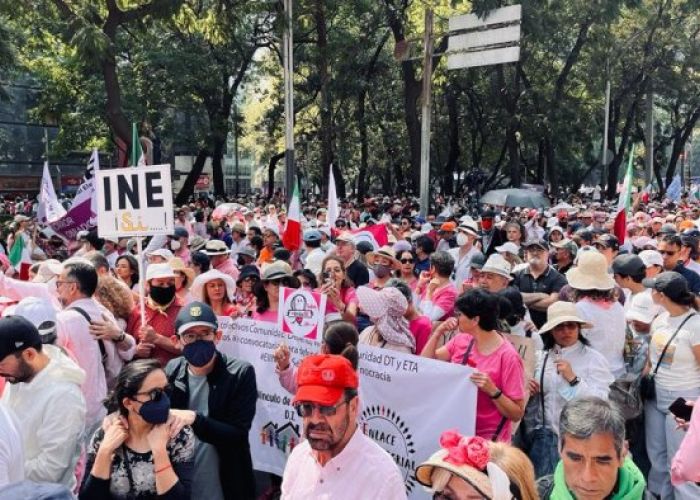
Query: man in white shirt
[[302, 230, 326, 277], [449, 219, 480, 287], [281, 354, 406, 500]]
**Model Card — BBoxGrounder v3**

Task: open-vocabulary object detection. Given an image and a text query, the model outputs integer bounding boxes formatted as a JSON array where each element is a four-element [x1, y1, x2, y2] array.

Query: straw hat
[[565, 251, 615, 290], [480, 254, 513, 281], [169, 257, 195, 288], [538, 301, 593, 335], [366, 246, 401, 270]]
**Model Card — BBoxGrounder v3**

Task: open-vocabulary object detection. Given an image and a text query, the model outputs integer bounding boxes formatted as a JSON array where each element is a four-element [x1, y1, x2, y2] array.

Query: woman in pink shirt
[[252, 261, 300, 323], [422, 288, 526, 442], [671, 397, 700, 486], [316, 256, 358, 324], [416, 251, 458, 322]]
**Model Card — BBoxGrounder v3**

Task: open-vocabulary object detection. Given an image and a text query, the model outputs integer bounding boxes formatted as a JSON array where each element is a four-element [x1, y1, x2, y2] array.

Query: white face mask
[[456, 233, 470, 247], [170, 240, 181, 251]]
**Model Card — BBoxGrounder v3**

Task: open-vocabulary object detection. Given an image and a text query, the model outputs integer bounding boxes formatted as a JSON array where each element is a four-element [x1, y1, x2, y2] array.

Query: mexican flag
[[350, 224, 389, 250], [282, 182, 302, 251], [130, 122, 146, 167], [614, 144, 635, 244]]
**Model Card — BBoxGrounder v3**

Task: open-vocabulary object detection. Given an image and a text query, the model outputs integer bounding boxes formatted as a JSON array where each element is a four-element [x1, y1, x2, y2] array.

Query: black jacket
[[165, 351, 257, 500]]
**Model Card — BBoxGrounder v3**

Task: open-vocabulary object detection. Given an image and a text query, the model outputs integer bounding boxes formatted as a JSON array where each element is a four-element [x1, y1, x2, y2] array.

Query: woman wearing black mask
[[81, 359, 194, 499]]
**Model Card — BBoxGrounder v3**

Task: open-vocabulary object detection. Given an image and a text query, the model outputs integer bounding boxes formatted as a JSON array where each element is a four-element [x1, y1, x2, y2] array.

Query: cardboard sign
[[96, 164, 174, 238], [277, 287, 327, 340]]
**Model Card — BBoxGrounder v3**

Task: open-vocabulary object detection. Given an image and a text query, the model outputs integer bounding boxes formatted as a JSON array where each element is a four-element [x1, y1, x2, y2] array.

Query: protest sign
[[504, 334, 536, 379], [218, 317, 477, 499], [277, 287, 326, 340], [48, 150, 98, 240], [96, 164, 174, 238]]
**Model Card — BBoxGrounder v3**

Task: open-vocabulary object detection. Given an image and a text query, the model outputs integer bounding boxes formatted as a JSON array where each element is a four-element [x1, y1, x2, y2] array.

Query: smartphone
[[322, 271, 331, 284], [669, 397, 693, 422]]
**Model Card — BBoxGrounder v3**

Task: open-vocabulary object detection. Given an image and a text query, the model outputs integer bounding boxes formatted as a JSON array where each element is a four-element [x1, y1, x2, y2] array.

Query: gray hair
[[386, 278, 412, 303], [430, 251, 455, 278], [559, 397, 626, 457]]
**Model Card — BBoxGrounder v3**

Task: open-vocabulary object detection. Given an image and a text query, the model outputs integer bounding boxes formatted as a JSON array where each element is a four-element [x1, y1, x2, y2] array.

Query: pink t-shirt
[[320, 287, 358, 319], [445, 333, 525, 442], [410, 315, 433, 355], [420, 283, 458, 321], [252, 309, 279, 323]]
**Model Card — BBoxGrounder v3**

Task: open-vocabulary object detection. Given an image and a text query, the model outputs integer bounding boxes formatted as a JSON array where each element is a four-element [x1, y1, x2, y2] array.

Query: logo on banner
[[360, 405, 417, 493], [259, 421, 302, 456], [279, 288, 326, 339]]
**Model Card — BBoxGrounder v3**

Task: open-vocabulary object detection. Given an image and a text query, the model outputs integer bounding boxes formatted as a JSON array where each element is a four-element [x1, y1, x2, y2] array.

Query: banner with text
[[218, 317, 477, 499]]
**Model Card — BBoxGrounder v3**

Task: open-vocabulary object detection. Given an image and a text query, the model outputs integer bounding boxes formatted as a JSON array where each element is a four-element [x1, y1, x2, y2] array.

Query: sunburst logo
[[360, 405, 417, 493]]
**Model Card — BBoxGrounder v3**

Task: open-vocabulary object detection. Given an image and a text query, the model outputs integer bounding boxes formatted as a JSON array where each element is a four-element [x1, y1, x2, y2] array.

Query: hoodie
[[1, 345, 86, 492], [548, 456, 646, 500]]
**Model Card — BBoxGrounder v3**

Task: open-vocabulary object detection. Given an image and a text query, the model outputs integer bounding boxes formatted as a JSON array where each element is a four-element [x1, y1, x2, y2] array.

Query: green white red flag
[[282, 182, 302, 251], [614, 144, 635, 244]]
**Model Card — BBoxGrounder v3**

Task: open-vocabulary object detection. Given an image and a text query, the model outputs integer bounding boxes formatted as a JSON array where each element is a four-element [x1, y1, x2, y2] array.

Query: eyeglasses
[[400, 258, 414, 264], [132, 386, 171, 403], [180, 331, 216, 344], [295, 400, 349, 418], [55, 280, 78, 287]]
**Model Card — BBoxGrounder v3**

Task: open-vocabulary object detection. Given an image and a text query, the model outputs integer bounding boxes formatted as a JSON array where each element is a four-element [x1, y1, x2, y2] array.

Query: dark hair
[[116, 254, 140, 285], [254, 273, 300, 314], [85, 251, 110, 273], [386, 278, 412, 303], [191, 251, 211, 273], [619, 270, 646, 284], [662, 234, 682, 248], [105, 359, 163, 417], [64, 260, 98, 297], [247, 226, 262, 237], [323, 321, 360, 370], [455, 288, 500, 331], [395, 250, 417, 278], [250, 235, 264, 253], [294, 269, 318, 289], [498, 286, 526, 326], [305, 238, 322, 249], [430, 251, 455, 278], [572, 288, 615, 302], [319, 255, 352, 290], [415, 235, 435, 255], [541, 325, 591, 350]]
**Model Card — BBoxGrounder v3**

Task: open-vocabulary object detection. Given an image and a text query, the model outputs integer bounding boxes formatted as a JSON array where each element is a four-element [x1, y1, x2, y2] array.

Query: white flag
[[327, 164, 339, 228], [37, 161, 66, 224], [70, 149, 100, 223]]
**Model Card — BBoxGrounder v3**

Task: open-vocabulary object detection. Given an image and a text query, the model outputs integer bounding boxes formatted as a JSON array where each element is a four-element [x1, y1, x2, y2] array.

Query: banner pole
[[136, 236, 147, 328]]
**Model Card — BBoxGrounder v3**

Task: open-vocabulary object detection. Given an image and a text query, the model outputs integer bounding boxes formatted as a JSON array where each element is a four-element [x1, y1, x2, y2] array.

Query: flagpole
[[136, 236, 147, 328]]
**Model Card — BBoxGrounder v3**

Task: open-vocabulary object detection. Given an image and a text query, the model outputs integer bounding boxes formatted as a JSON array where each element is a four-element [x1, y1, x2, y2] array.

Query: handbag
[[640, 313, 695, 401]]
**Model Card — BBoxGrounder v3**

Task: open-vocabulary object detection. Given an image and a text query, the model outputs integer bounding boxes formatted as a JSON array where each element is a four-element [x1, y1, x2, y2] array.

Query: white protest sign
[[218, 317, 477, 499], [95, 164, 174, 238], [278, 287, 327, 340]]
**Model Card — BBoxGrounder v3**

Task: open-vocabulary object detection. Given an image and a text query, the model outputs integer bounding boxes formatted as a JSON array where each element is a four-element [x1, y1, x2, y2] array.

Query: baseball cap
[[0, 316, 42, 362], [523, 239, 548, 251], [495, 242, 520, 255], [293, 354, 359, 406], [642, 271, 691, 302], [611, 254, 646, 277], [469, 252, 486, 270], [13, 297, 57, 344], [594, 234, 619, 251], [440, 222, 456, 232], [175, 301, 218, 335], [625, 292, 661, 324], [146, 263, 176, 281], [551, 238, 578, 256], [335, 232, 355, 245], [303, 230, 322, 243], [146, 248, 174, 260], [639, 250, 664, 268]]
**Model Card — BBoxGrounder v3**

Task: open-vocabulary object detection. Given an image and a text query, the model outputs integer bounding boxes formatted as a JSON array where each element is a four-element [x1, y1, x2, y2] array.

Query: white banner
[[96, 164, 174, 238], [218, 317, 477, 499], [37, 161, 66, 224]]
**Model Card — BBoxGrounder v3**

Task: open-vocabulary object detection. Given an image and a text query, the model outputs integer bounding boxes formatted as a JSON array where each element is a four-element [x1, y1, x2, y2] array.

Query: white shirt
[[535, 342, 614, 434], [0, 402, 24, 487], [305, 247, 326, 277], [281, 426, 407, 500], [449, 246, 479, 287], [575, 300, 627, 378], [649, 310, 700, 391]]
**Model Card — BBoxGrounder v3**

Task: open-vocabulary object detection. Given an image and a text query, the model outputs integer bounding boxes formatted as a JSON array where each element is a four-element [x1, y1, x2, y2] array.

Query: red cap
[[440, 222, 457, 232], [293, 354, 358, 406]]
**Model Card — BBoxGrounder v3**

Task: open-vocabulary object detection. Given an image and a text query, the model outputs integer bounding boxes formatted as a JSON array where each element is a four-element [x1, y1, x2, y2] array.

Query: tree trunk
[[444, 84, 460, 196], [268, 152, 285, 198], [314, 0, 333, 194], [101, 24, 130, 167], [175, 148, 209, 205], [357, 90, 369, 199], [212, 136, 225, 197]]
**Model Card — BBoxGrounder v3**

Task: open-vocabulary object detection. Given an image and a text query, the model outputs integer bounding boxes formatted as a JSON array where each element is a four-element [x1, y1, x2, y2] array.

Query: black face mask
[[150, 285, 176, 305], [237, 256, 247, 267]]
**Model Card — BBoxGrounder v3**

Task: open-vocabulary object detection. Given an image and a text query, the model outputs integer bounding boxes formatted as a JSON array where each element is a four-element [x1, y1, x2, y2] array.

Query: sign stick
[[136, 236, 147, 328]]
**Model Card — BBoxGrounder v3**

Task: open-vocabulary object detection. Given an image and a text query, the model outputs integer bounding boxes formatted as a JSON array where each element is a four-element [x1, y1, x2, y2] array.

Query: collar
[[557, 341, 585, 355], [147, 295, 182, 315], [524, 265, 551, 278]]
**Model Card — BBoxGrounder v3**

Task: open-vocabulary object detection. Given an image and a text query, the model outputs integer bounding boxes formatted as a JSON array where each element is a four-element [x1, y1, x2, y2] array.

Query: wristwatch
[[490, 389, 503, 400], [568, 376, 581, 387]]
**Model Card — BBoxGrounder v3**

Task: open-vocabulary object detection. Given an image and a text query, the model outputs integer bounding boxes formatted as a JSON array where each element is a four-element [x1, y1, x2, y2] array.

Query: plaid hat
[[0, 316, 42, 362], [293, 354, 359, 405], [175, 301, 218, 335]]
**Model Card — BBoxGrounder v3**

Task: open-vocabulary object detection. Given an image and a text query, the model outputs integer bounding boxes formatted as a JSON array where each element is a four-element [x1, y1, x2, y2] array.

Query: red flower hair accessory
[[438, 429, 490, 471]]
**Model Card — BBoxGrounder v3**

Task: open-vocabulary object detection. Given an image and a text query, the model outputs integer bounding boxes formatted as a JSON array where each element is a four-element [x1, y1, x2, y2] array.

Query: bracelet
[[490, 389, 503, 400], [155, 463, 172, 474]]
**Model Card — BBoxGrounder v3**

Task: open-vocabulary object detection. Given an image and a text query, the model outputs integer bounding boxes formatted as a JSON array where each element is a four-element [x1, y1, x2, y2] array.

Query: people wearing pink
[[322, 286, 358, 322], [409, 315, 432, 355], [214, 256, 240, 281], [252, 309, 278, 323], [444, 333, 525, 442], [671, 396, 700, 485], [419, 282, 457, 321]]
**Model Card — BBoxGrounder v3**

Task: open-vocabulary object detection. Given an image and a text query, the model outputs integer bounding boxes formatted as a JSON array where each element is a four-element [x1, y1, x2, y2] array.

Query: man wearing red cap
[[281, 354, 406, 499]]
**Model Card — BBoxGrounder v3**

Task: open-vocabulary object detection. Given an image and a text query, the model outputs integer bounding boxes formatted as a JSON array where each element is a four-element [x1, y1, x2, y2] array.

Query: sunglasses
[[400, 258, 414, 264], [132, 386, 171, 403], [295, 400, 349, 418]]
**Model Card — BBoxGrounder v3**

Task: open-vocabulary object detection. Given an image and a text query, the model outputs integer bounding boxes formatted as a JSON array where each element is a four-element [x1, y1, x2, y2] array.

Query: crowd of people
[[0, 192, 699, 499]]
